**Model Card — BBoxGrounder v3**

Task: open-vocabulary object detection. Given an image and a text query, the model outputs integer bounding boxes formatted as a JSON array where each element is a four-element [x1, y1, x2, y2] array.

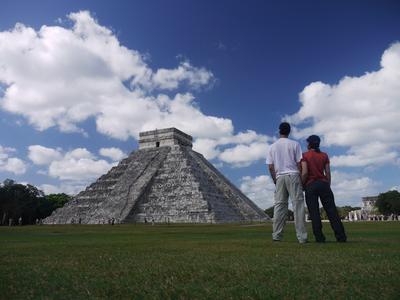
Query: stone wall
[[44, 147, 170, 224], [139, 128, 193, 149]]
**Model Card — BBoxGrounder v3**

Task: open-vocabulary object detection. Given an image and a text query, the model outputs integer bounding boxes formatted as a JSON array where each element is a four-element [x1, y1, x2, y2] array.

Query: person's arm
[[324, 163, 331, 186], [295, 142, 303, 174], [301, 161, 308, 186], [268, 164, 277, 185]]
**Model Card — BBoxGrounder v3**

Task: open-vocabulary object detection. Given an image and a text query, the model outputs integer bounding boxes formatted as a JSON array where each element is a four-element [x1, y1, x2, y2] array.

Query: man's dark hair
[[279, 122, 291, 136]]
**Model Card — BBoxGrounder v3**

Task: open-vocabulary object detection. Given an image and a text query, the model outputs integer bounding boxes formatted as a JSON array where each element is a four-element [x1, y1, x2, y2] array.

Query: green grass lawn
[[0, 222, 399, 299]]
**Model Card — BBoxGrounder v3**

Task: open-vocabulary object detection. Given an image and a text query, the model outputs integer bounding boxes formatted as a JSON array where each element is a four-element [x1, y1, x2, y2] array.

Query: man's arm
[[268, 164, 277, 185], [300, 161, 308, 186], [324, 163, 331, 186]]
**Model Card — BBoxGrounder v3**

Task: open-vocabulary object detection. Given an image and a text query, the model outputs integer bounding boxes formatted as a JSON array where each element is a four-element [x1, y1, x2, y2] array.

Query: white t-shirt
[[266, 138, 302, 177]]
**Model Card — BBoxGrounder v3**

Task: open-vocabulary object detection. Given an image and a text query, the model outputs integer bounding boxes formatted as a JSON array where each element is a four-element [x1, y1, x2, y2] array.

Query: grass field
[[0, 222, 399, 299]]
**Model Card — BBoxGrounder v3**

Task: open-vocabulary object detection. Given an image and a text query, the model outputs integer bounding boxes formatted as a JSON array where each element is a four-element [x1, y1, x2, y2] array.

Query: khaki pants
[[273, 174, 307, 242]]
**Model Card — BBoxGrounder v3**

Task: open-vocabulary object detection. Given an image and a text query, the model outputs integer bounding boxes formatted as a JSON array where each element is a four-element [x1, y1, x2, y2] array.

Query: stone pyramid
[[44, 128, 269, 224]]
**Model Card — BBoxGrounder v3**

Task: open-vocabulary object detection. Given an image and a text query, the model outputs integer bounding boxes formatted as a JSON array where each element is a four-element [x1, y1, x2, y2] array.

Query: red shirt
[[302, 150, 330, 186]]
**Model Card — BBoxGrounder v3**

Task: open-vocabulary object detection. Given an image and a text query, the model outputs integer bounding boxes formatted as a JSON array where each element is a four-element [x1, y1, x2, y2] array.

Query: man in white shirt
[[266, 122, 307, 243]]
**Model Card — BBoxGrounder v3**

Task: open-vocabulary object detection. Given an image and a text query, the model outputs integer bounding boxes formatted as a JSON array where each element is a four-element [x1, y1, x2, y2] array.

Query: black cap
[[279, 122, 291, 135], [306, 135, 321, 145]]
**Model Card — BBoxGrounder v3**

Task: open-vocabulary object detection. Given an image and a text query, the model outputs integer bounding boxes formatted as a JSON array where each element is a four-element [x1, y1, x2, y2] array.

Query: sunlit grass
[[0, 222, 399, 299]]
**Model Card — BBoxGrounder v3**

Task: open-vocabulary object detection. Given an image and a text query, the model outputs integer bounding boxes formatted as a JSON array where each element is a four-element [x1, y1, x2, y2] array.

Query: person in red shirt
[[301, 135, 347, 243]]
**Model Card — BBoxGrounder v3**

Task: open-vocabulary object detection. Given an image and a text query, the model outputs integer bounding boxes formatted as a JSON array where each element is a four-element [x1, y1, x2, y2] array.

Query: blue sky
[[1, 0, 399, 208]]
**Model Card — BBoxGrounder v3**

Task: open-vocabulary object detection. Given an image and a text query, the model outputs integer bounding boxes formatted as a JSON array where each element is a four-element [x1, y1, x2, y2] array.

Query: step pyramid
[[44, 128, 269, 224]]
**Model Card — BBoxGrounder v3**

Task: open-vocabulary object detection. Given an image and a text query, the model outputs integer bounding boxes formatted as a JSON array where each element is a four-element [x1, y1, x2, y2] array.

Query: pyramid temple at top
[[44, 128, 269, 224]]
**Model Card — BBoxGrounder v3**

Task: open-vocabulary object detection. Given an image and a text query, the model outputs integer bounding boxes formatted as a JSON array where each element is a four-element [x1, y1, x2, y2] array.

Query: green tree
[[375, 190, 400, 215], [0, 179, 71, 225], [337, 206, 361, 219], [318, 206, 361, 220], [0, 179, 43, 225], [37, 193, 71, 219]]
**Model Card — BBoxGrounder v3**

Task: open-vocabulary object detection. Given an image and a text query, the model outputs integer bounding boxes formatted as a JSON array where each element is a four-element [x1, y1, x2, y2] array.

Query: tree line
[[0, 179, 71, 225], [375, 190, 400, 215], [264, 205, 361, 220], [2, 178, 399, 224], [264, 190, 400, 219]]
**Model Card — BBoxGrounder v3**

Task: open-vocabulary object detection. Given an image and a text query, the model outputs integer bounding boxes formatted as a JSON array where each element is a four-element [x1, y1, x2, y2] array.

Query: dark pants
[[305, 180, 347, 242]]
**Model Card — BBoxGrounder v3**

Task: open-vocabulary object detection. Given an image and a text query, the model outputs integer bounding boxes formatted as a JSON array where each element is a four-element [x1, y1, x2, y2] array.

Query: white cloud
[[0, 146, 27, 175], [40, 183, 86, 196], [29, 145, 118, 195], [64, 148, 94, 160], [1, 157, 27, 175], [28, 145, 62, 165], [330, 142, 398, 167], [0, 10, 275, 168], [152, 61, 213, 90], [99, 147, 126, 161], [219, 130, 269, 145], [240, 175, 275, 209], [331, 171, 379, 206], [129, 93, 234, 140], [218, 142, 269, 167], [193, 138, 221, 160], [288, 42, 400, 168], [0, 11, 225, 141], [26, 144, 115, 181], [48, 158, 111, 181], [48, 148, 114, 181], [390, 186, 399, 192], [194, 130, 271, 166]]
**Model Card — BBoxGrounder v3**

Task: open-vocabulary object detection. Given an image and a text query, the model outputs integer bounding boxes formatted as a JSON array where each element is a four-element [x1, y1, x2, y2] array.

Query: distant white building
[[361, 196, 378, 213], [348, 195, 400, 221], [348, 196, 380, 221]]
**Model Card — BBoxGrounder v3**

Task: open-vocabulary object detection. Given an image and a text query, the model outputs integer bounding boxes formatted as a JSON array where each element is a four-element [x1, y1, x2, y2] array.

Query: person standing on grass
[[301, 135, 347, 243], [266, 122, 308, 243]]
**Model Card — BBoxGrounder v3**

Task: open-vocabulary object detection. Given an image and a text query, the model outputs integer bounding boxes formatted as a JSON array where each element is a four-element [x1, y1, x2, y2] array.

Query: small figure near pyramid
[[44, 128, 269, 224]]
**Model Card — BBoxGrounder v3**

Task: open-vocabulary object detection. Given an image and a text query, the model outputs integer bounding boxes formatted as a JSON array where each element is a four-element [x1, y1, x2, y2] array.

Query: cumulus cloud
[[40, 183, 87, 196], [217, 131, 270, 167], [48, 148, 115, 181], [240, 175, 275, 209], [135, 93, 234, 140], [193, 130, 271, 166], [0, 11, 225, 141], [331, 171, 379, 206], [27, 145, 118, 195], [0, 146, 27, 175], [152, 61, 213, 90], [218, 142, 269, 167], [28, 145, 62, 165], [192, 138, 221, 160], [99, 147, 126, 161], [330, 142, 398, 167], [288, 42, 400, 168], [390, 186, 399, 192], [0, 10, 275, 169], [27, 145, 115, 181]]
